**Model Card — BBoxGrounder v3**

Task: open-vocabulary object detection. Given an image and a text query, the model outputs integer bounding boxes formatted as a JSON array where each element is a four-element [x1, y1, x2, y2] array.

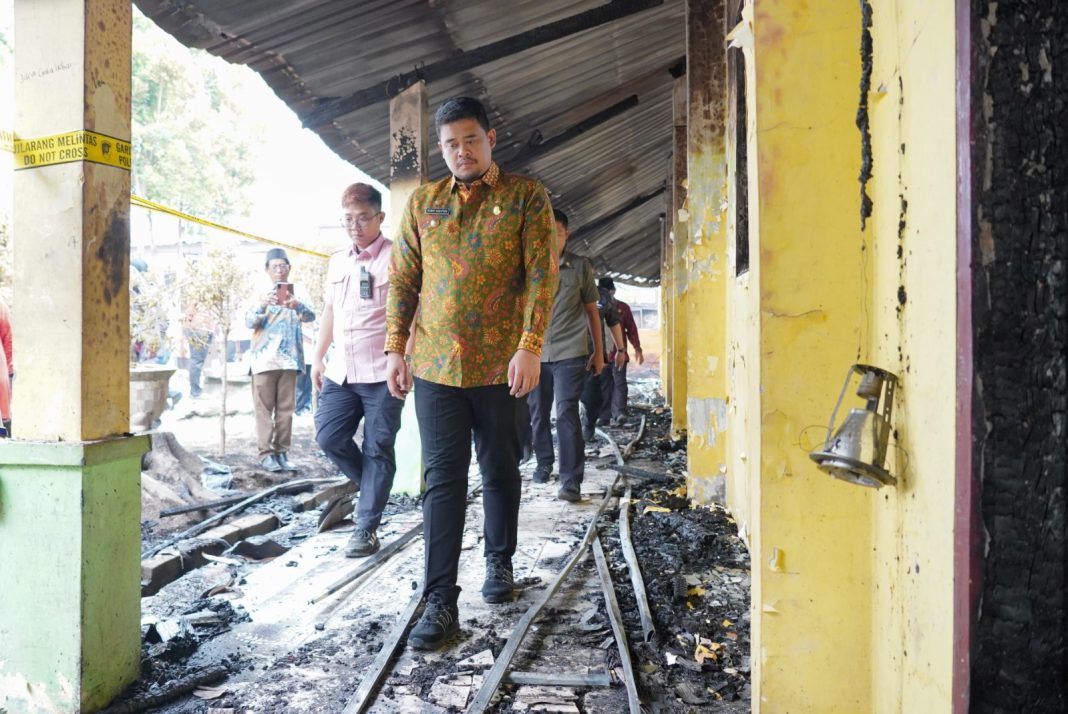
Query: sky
[[0, 4, 387, 256]]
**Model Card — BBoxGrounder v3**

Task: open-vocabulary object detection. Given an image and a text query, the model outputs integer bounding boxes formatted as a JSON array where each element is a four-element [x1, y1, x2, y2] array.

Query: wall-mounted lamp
[[809, 364, 898, 488]]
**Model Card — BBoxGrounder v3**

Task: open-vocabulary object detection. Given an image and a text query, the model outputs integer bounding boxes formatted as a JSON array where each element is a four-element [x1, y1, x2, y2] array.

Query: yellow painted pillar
[[683, 0, 729, 503], [669, 77, 689, 434], [745, 0, 875, 710], [387, 81, 428, 495], [660, 179, 673, 399], [865, 3, 958, 711], [1, 2, 148, 711]]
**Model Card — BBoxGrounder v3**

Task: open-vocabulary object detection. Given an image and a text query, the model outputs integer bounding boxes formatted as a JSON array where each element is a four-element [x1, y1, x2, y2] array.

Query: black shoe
[[260, 454, 283, 473], [596, 417, 610, 426], [558, 483, 582, 502], [611, 415, 626, 427], [482, 553, 515, 603], [276, 453, 298, 471], [582, 425, 596, 442], [345, 528, 379, 558], [532, 464, 552, 484], [520, 443, 534, 465], [408, 593, 459, 650]]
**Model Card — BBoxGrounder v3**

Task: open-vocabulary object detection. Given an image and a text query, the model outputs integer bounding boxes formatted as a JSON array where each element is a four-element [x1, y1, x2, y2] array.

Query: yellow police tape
[[9, 129, 132, 171], [2, 129, 329, 260], [129, 196, 330, 260]]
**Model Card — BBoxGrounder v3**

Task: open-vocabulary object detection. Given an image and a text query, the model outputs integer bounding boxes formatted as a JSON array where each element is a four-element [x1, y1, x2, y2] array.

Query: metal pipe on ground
[[503, 670, 614, 687], [466, 473, 622, 713], [593, 534, 643, 714], [623, 414, 647, 460], [619, 483, 656, 643], [142, 478, 344, 560], [159, 480, 321, 517], [341, 590, 423, 714]]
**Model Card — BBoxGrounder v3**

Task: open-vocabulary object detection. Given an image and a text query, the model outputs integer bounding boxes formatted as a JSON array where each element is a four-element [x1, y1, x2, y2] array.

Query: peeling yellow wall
[[867, 2, 957, 711], [745, 0, 876, 710], [684, 0, 730, 505], [670, 76, 691, 435]]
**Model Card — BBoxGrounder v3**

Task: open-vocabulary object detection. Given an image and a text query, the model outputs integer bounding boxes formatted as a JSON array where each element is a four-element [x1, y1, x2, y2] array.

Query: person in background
[[0, 300, 12, 436], [596, 277, 644, 426], [183, 298, 215, 399], [385, 96, 558, 650], [580, 278, 626, 442], [313, 182, 405, 559], [295, 329, 316, 416], [527, 208, 606, 501], [0, 342, 10, 437], [245, 248, 316, 473]]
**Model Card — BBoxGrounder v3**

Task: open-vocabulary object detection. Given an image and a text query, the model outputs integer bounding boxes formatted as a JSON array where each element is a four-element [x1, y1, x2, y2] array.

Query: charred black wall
[[971, 1, 1068, 711]]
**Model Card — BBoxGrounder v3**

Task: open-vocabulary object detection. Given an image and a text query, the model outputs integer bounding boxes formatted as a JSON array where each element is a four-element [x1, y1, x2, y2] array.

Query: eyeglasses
[[340, 213, 381, 228]]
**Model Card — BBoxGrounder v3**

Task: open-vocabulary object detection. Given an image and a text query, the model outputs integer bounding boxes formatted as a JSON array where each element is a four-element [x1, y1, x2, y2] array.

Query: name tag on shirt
[[425, 207, 451, 216]]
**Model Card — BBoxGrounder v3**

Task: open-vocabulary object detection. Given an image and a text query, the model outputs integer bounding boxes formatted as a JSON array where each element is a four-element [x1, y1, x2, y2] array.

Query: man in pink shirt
[[312, 183, 405, 558]]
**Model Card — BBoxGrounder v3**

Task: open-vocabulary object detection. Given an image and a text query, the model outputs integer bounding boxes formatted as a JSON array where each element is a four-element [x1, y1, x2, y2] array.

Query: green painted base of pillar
[[392, 389, 424, 495], [0, 435, 149, 713]]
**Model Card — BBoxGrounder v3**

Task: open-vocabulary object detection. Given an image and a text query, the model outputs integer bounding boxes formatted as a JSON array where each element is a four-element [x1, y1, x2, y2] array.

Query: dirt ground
[[114, 356, 750, 713]]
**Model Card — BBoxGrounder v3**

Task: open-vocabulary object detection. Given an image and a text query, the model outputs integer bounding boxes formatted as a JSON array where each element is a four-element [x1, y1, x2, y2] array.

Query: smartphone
[[275, 282, 294, 303]]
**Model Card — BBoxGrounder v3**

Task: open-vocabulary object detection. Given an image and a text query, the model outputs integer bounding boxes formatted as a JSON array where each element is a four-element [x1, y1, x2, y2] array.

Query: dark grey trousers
[[527, 356, 587, 485], [314, 378, 403, 532]]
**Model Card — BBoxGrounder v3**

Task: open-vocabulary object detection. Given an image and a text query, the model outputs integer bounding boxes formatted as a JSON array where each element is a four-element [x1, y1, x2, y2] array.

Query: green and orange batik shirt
[[385, 162, 558, 387]]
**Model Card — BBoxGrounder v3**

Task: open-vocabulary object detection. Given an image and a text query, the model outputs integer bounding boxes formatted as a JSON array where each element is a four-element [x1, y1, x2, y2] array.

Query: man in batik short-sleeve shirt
[[385, 96, 558, 651]]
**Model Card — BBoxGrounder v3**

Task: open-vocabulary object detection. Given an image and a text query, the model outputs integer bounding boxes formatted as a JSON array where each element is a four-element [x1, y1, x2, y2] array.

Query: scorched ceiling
[[134, 0, 687, 283]]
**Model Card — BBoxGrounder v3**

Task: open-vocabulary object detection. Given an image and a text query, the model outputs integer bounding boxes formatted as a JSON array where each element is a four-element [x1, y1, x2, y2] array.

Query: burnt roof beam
[[302, 0, 665, 128], [502, 95, 640, 169], [569, 185, 667, 243]]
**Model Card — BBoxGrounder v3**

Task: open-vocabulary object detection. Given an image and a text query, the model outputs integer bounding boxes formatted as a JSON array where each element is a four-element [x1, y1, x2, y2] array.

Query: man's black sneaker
[[408, 593, 459, 650], [532, 464, 552, 484], [582, 425, 596, 442], [558, 484, 582, 503], [345, 528, 380, 558], [482, 553, 515, 603]]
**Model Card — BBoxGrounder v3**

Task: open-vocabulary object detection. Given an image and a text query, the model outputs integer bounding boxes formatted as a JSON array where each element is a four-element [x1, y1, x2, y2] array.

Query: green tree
[[185, 246, 250, 454], [131, 11, 257, 233]]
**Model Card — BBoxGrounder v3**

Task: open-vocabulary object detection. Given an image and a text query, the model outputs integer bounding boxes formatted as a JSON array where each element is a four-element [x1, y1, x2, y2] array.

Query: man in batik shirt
[[385, 97, 557, 650]]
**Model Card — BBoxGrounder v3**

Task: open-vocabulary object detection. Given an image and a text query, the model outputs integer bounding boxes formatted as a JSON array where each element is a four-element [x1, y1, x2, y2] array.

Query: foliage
[[289, 247, 331, 309], [129, 264, 176, 362], [185, 245, 251, 454], [131, 11, 257, 228], [184, 246, 250, 335]]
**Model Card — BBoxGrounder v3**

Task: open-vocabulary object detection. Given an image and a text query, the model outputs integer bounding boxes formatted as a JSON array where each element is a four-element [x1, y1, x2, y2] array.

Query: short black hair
[[553, 209, 569, 229], [598, 277, 616, 291], [435, 97, 491, 134]]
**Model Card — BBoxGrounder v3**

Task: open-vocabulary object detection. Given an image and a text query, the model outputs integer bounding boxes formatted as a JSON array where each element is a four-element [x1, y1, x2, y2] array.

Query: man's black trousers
[[414, 378, 523, 604]]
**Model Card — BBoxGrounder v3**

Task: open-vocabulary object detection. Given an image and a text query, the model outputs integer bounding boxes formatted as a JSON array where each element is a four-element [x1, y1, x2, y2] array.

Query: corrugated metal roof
[[134, 0, 685, 283]]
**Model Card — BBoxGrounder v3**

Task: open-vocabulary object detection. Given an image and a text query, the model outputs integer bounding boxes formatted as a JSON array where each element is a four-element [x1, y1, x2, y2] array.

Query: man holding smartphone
[[246, 247, 316, 473]]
